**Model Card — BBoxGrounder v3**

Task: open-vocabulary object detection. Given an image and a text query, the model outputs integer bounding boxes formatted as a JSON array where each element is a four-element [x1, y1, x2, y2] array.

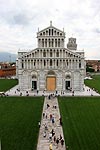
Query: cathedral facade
[[16, 22, 85, 92]]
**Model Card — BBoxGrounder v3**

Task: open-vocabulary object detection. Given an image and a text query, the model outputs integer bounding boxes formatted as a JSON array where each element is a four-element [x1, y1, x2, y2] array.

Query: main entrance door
[[46, 77, 56, 91]]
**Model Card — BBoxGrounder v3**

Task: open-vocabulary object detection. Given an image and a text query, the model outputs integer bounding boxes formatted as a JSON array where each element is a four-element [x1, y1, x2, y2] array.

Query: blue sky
[[0, 0, 100, 59]]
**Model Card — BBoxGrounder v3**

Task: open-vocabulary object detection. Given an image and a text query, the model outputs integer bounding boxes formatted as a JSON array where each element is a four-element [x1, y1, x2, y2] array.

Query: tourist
[[52, 116, 55, 124], [72, 90, 74, 96], [47, 103, 50, 109], [48, 95, 50, 99], [44, 123, 48, 130], [26, 93, 29, 96], [56, 138, 59, 148], [38, 121, 41, 128], [59, 117, 62, 126], [49, 132, 52, 142], [20, 92, 22, 96], [54, 105, 57, 109], [59, 134, 62, 140], [49, 143, 52, 150], [51, 129, 55, 137], [61, 138, 64, 147], [43, 131, 46, 138], [37, 90, 39, 94], [45, 113, 47, 119], [50, 114, 52, 120], [53, 105, 57, 109], [43, 112, 45, 118], [56, 90, 58, 94]]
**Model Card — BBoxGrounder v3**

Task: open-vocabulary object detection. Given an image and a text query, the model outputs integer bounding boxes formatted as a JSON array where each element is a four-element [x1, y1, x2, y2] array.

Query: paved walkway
[[5, 85, 100, 97], [37, 96, 66, 150]]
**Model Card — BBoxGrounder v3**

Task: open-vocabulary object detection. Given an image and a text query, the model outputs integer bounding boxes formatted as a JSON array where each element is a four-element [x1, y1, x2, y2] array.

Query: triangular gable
[[64, 48, 83, 58], [20, 48, 38, 58], [37, 25, 64, 35]]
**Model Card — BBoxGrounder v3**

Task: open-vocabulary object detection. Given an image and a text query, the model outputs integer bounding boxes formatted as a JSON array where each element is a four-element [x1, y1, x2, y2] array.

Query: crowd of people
[[38, 95, 66, 150]]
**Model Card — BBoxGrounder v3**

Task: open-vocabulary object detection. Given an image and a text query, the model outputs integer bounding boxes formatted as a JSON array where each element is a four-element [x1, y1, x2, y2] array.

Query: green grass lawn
[[0, 96, 44, 150], [59, 96, 100, 150], [85, 75, 100, 93], [0, 79, 18, 92]]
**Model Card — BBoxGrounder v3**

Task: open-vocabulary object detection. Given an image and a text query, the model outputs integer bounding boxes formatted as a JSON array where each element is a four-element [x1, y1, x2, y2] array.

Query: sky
[[0, 0, 100, 60]]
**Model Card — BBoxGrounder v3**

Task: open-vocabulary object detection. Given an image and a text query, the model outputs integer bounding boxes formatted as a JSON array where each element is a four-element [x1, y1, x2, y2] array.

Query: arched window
[[79, 60, 81, 68], [48, 70, 55, 75], [43, 51, 46, 57], [58, 39, 60, 47], [44, 60, 46, 66], [43, 32, 45, 35], [57, 32, 59, 35], [49, 39, 50, 47], [52, 39, 54, 47], [38, 38, 41, 43], [50, 59, 52, 66], [42, 39, 44, 47], [56, 51, 59, 57], [34, 60, 36, 66], [57, 60, 58, 66], [54, 30, 56, 35], [32, 75, 37, 79], [50, 50, 52, 57], [52, 29, 53, 35], [49, 29, 50, 35], [46, 30, 48, 35], [55, 39, 57, 47], [45, 39, 47, 47], [66, 61, 68, 66], [22, 60, 24, 69], [66, 75, 71, 79]]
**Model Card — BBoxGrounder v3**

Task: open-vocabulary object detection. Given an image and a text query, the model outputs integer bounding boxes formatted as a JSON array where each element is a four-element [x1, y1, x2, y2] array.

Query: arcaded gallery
[[16, 22, 85, 92]]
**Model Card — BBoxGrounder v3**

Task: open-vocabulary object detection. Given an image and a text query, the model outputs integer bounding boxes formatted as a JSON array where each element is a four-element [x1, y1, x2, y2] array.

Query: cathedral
[[16, 22, 85, 92]]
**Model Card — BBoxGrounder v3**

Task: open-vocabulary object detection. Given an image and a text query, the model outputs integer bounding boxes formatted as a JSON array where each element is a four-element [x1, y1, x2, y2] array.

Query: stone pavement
[[5, 85, 100, 97], [37, 96, 66, 150]]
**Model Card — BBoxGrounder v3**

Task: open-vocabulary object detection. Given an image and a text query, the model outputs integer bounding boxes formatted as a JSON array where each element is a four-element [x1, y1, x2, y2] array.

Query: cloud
[[0, 0, 100, 59]]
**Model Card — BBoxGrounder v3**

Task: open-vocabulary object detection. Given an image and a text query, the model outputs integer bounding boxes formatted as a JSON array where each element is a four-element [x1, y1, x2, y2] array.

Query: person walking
[[61, 138, 64, 147], [38, 121, 41, 128], [49, 143, 52, 150], [52, 117, 55, 124], [50, 114, 52, 120], [56, 138, 59, 148], [43, 112, 45, 118], [49, 132, 52, 142], [59, 117, 62, 126], [43, 131, 46, 138], [59, 134, 62, 140], [51, 129, 55, 137]]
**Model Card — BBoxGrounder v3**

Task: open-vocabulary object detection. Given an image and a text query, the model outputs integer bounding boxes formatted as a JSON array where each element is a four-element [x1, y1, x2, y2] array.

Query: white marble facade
[[16, 22, 85, 92]]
